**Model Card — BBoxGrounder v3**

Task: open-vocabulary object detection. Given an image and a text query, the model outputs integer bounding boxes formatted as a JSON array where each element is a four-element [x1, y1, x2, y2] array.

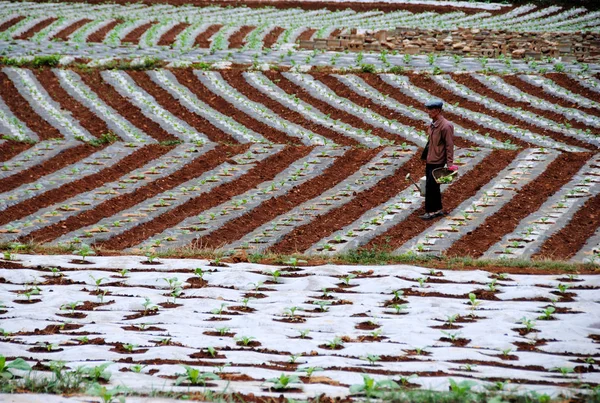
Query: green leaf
[[7, 358, 31, 371]]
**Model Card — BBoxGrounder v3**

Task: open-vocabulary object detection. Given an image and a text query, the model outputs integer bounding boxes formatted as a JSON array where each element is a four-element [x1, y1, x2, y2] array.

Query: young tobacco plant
[[176, 365, 219, 385], [265, 373, 301, 390]]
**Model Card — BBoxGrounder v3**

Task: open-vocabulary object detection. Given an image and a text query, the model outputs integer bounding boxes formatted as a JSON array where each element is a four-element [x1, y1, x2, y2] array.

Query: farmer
[[420, 100, 458, 220]]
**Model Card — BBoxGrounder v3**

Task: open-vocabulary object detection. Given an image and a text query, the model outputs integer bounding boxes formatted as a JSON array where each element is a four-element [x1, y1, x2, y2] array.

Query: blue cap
[[425, 100, 443, 109]]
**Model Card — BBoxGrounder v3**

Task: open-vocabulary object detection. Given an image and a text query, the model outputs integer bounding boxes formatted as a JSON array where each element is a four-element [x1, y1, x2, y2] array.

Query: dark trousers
[[425, 163, 444, 213]]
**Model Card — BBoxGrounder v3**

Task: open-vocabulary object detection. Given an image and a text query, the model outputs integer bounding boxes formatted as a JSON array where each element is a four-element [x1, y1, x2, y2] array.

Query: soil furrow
[[172, 69, 300, 145], [51, 18, 92, 41], [122, 21, 157, 44], [534, 192, 600, 260], [22, 144, 244, 244], [157, 22, 190, 46], [223, 70, 357, 146], [79, 70, 178, 143], [192, 147, 380, 249], [88, 19, 122, 42], [0, 70, 62, 140], [0, 16, 26, 32], [194, 24, 222, 48], [263, 26, 284, 48], [447, 151, 593, 258], [0, 144, 170, 227], [228, 25, 255, 48], [127, 71, 237, 144], [14, 17, 57, 40], [319, 74, 477, 148], [96, 145, 312, 250], [398, 74, 531, 149], [273, 72, 400, 146], [0, 142, 32, 164], [454, 74, 593, 133], [506, 75, 600, 118], [328, 28, 342, 39], [34, 68, 108, 139], [428, 74, 593, 150], [4, 0, 507, 15], [271, 151, 423, 254], [546, 73, 600, 103], [297, 28, 316, 42], [317, 73, 473, 147], [0, 144, 99, 193], [364, 149, 519, 251]]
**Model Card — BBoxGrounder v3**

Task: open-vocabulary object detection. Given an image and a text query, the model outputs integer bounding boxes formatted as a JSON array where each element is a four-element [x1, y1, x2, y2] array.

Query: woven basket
[[433, 167, 457, 184]]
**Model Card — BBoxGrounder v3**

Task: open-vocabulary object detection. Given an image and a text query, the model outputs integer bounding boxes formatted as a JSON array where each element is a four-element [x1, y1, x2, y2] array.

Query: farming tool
[[405, 173, 423, 195]]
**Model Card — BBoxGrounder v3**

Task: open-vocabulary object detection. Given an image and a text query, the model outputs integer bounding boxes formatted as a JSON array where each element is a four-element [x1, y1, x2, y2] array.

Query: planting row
[[1, 69, 597, 152], [0, 255, 598, 399], [1, 2, 599, 52]]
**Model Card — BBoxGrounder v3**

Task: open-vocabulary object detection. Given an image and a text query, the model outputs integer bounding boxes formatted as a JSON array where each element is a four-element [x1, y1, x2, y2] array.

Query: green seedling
[[288, 354, 301, 364], [448, 379, 477, 399], [349, 375, 400, 398], [235, 335, 256, 346], [284, 257, 307, 268], [284, 306, 302, 317], [325, 336, 344, 349], [206, 346, 217, 357], [361, 354, 381, 366], [211, 303, 227, 317], [122, 343, 137, 353], [557, 283, 570, 294], [468, 293, 481, 312], [0, 356, 31, 380], [176, 365, 219, 385], [297, 366, 322, 378], [397, 374, 417, 386], [130, 364, 146, 373], [79, 362, 112, 382], [216, 327, 230, 336], [265, 373, 301, 390], [389, 304, 408, 314], [73, 244, 95, 261], [142, 297, 158, 315], [552, 366, 575, 377], [313, 300, 332, 312], [520, 317, 536, 331], [341, 273, 356, 285], [539, 306, 556, 320], [298, 329, 310, 339], [86, 384, 128, 403]]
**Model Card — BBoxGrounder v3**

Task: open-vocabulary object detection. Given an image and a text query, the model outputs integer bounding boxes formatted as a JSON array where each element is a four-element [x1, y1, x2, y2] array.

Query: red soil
[[447, 152, 592, 257], [365, 149, 518, 251], [546, 73, 600, 105], [0, 71, 62, 140], [52, 18, 92, 41], [271, 151, 423, 253], [0, 16, 25, 32], [191, 147, 380, 248], [263, 26, 284, 49], [0, 144, 169, 227], [96, 145, 312, 250], [535, 192, 600, 260], [33, 68, 108, 138], [127, 70, 237, 143], [79, 70, 179, 143], [0, 143, 99, 193], [228, 25, 255, 48], [194, 24, 222, 48], [122, 21, 157, 44], [14, 17, 57, 40], [16, 0, 508, 15], [88, 19, 122, 42], [507, 75, 600, 118], [454, 74, 594, 138], [157, 22, 190, 46], [297, 28, 316, 42], [0, 142, 32, 164], [22, 144, 245, 243], [222, 70, 359, 146], [173, 69, 302, 145]]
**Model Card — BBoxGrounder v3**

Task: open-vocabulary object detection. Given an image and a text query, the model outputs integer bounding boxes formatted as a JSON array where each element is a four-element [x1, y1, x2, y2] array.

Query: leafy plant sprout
[[468, 293, 481, 313], [389, 304, 408, 314], [341, 273, 356, 286], [175, 365, 219, 386], [313, 300, 332, 312], [298, 329, 310, 339], [297, 366, 322, 378], [216, 327, 230, 336], [325, 336, 344, 349], [361, 354, 381, 366], [520, 317, 536, 331], [539, 306, 556, 320], [264, 373, 301, 391], [288, 354, 301, 364], [73, 244, 95, 262], [284, 306, 302, 318], [211, 303, 227, 317], [235, 335, 256, 346]]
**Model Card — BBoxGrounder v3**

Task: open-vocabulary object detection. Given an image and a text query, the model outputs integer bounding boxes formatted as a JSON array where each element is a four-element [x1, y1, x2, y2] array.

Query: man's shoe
[[419, 212, 436, 220]]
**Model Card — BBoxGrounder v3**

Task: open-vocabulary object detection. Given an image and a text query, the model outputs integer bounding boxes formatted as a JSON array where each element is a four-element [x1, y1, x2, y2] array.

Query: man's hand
[[448, 165, 459, 172]]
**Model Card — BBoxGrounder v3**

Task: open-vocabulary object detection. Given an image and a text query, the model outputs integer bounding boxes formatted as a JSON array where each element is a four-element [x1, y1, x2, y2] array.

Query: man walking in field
[[419, 100, 458, 220]]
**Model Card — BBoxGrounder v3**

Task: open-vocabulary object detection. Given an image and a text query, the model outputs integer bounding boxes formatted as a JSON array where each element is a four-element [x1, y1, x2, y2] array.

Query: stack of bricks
[[298, 27, 600, 62]]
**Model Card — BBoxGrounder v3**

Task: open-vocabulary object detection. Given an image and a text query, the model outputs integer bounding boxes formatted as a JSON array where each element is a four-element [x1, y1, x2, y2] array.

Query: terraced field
[[0, 65, 599, 264], [1, 0, 600, 401]]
